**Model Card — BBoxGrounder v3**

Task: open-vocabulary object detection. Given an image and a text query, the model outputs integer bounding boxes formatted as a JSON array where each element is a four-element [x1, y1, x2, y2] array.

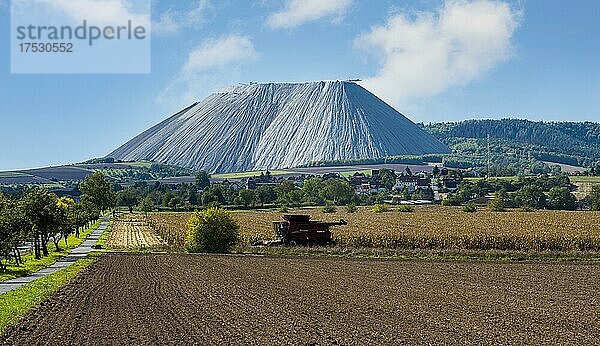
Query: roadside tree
[[319, 179, 355, 205], [255, 185, 277, 206], [139, 196, 155, 215], [56, 197, 76, 248], [513, 185, 546, 209], [22, 188, 62, 258], [488, 189, 508, 212], [588, 186, 600, 211], [80, 172, 115, 213], [237, 189, 257, 208], [302, 178, 324, 205]]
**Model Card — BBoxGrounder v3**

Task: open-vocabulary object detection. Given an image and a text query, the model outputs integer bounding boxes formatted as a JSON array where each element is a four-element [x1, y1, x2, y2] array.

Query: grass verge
[[0, 253, 101, 334], [0, 219, 102, 282], [95, 219, 113, 250]]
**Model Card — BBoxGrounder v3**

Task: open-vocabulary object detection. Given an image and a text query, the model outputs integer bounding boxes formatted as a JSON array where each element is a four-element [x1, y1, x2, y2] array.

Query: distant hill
[[424, 119, 600, 170], [109, 81, 450, 173], [0, 161, 193, 186]]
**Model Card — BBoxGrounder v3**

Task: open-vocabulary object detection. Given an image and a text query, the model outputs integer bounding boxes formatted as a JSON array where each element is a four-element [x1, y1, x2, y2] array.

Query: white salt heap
[[110, 81, 450, 173]]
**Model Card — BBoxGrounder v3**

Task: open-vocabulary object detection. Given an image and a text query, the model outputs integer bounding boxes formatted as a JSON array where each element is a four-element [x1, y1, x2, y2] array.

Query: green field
[[570, 176, 600, 184], [214, 169, 375, 179], [338, 169, 371, 178], [123, 161, 153, 168], [463, 175, 600, 185], [0, 172, 28, 178], [212, 170, 295, 179]]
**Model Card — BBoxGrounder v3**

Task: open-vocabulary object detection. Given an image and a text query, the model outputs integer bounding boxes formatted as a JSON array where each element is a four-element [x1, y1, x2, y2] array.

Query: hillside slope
[[110, 81, 450, 173], [425, 119, 600, 168]]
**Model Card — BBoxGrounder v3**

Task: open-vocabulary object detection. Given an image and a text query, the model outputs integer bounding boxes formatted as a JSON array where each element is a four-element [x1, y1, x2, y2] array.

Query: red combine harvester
[[253, 214, 347, 246]]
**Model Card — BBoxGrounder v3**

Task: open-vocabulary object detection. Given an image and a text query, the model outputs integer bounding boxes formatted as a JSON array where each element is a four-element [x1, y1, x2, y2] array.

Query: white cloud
[[153, 0, 210, 35], [37, 0, 150, 27], [152, 9, 180, 35], [183, 35, 259, 73], [267, 0, 352, 29], [159, 35, 259, 106], [355, 0, 520, 106]]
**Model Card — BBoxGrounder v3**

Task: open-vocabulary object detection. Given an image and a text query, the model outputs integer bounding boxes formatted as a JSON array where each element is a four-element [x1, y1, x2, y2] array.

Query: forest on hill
[[304, 119, 600, 176], [422, 119, 600, 175]]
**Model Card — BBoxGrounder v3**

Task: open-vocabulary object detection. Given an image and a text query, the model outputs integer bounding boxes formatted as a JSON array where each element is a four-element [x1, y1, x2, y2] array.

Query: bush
[[488, 190, 507, 212], [397, 205, 414, 212], [345, 203, 357, 213], [323, 202, 337, 213], [278, 206, 289, 213], [463, 204, 477, 213], [206, 201, 220, 209], [186, 208, 239, 253], [519, 205, 535, 212], [488, 199, 506, 212], [593, 199, 600, 212], [372, 204, 389, 213], [588, 186, 600, 211]]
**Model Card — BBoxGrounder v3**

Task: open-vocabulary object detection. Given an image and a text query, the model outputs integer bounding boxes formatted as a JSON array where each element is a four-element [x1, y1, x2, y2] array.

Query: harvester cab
[[273, 221, 289, 238]]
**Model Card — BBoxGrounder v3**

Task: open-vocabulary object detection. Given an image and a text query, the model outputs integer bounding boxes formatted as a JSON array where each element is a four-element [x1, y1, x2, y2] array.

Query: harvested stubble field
[[2, 253, 599, 345], [148, 207, 600, 253], [107, 214, 166, 249]]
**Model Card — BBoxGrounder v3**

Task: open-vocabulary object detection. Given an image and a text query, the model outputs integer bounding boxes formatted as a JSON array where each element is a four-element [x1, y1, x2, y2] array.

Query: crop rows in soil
[[2, 253, 599, 345]]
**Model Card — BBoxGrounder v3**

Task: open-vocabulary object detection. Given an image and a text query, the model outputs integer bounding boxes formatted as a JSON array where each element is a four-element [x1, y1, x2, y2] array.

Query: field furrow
[[1, 254, 598, 345]]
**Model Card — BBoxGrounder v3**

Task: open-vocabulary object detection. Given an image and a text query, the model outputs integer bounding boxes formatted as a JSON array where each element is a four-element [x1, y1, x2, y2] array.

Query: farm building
[[394, 176, 431, 192]]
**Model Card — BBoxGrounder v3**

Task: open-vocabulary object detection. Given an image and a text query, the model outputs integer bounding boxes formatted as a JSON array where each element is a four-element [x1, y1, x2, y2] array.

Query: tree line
[[114, 168, 443, 213], [0, 172, 114, 269], [445, 174, 600, 211], [113, 173, 364, 212]]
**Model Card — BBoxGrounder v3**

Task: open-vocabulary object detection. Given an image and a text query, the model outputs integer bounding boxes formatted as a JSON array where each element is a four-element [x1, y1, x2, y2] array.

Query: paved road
[[0, 216, 110, 295]]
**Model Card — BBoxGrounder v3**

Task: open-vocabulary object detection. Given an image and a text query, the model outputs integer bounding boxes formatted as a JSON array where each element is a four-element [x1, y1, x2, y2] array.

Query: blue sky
[[0, 0, 599, 170]]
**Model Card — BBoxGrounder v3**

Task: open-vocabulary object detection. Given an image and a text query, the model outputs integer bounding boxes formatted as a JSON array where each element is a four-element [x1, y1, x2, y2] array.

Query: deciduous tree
[[195, 171, 211, 190], [80, 172, 115, 213], [117, 188, 141, 213], [237, 189, 256, 208], [547, 187, 577, 211], [22, 188, 62, 258]]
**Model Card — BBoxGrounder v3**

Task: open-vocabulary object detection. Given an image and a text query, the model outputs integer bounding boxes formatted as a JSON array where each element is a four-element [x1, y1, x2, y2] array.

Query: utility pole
[[486, 134, 491, 179]]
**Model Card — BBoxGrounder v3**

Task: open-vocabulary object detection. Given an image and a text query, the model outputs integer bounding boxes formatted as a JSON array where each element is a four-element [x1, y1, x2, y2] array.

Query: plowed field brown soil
[[2, 254, 599, 345]]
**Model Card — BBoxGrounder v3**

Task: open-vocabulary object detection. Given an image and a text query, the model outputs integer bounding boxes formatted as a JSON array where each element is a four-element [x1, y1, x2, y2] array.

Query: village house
[[394, 176, 431, 192], [441, 177, 459, 192]]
